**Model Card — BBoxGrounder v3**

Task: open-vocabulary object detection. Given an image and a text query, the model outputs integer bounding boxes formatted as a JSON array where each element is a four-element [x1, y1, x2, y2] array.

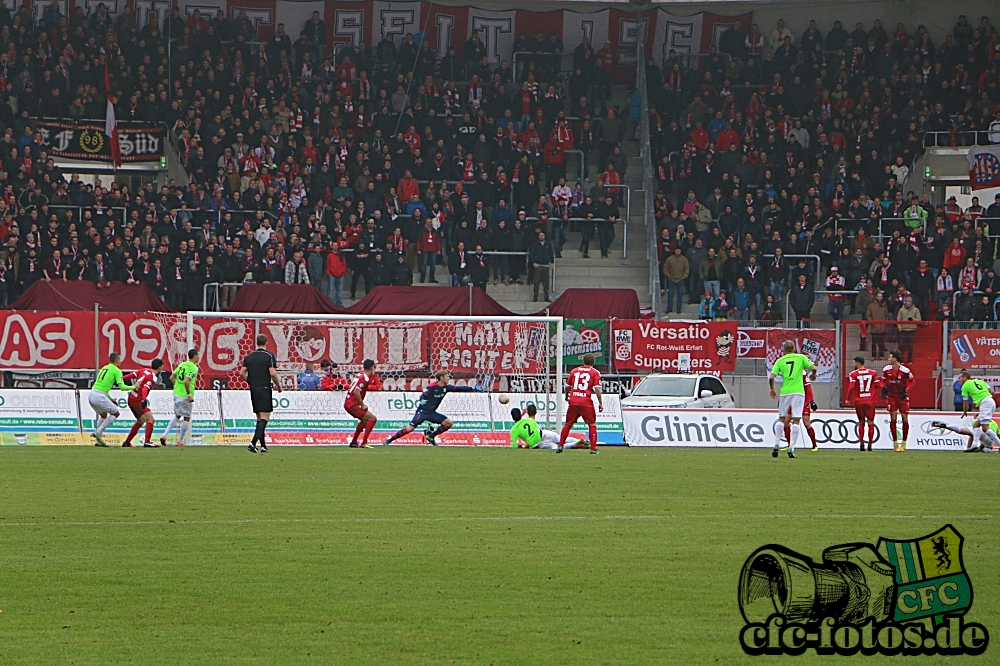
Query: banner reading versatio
[[611, 320, 737, 372]]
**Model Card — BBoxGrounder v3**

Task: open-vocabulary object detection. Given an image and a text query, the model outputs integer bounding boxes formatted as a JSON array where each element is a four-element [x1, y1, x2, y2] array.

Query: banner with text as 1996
[[611, 320, 737, 372]]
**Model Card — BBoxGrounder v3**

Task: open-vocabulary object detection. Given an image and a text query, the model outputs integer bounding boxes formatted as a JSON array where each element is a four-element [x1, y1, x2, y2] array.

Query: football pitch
[[0, 446, 995, 665]]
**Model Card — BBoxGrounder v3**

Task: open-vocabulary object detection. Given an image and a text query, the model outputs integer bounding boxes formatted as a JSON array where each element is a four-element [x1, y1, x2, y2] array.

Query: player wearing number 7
[[557, 353, 603, 454], [768, 340, 816, 459]]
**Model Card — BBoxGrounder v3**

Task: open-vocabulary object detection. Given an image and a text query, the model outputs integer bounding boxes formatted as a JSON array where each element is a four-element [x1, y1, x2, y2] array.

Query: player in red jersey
[[847, 356, 880, 451], [122, 358, 164, 448], [557, 353, 603, 454], [881, 350, 915, 451], [344, 359, 380, 448]]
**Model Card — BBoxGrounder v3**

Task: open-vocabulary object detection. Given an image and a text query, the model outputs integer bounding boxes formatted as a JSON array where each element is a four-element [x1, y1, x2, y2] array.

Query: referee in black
[[239, 334, 282, 453]]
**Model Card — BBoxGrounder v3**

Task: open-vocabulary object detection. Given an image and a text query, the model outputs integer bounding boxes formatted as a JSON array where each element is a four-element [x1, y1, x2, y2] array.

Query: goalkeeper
[[510, 404, 587, 449], [383, 370, 481, 446], [931, 418, 1000, 453]]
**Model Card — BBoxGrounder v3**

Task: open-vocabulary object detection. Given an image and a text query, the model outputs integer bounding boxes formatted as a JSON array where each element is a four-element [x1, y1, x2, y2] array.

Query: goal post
[[169, 312, 564, 431]]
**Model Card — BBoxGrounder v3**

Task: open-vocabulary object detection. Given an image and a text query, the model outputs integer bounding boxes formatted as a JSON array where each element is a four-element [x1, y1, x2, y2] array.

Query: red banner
[[611, 320, 737, 372], [950, 330, 1000, 369], [765, 329, 837, 382], [737, 329, 767, 359], [430, 321, 549, 374]]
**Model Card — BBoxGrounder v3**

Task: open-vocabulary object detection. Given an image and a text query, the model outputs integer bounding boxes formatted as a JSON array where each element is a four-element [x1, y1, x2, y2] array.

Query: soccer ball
[[498, 393, 510, 405]]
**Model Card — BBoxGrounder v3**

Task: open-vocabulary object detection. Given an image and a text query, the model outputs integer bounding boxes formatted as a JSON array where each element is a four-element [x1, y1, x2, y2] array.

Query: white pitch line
[[0, 514, 991, 528]]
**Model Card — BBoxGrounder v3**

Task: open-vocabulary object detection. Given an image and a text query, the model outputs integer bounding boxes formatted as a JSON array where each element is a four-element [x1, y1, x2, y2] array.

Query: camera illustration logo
[[738, 525, 989, 656]]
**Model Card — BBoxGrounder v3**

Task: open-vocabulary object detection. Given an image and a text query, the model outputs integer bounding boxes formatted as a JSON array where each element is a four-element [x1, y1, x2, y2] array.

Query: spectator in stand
[[662, 246, 689, 314], [325, 243, 347, 307], [529, 231, 555, 302], [297, 362, 321, 390], [896, 295, 921, 363], [825, 266, 846, 320], [417, 220, 441, 284]]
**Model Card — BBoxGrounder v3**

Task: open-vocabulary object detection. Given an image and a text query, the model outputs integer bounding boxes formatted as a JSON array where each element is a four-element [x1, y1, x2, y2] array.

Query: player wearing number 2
[[768, 340, 817, 458], [557, 353, 603, 454], [510, 404, 588, 449], [847, 357, 880, 451]]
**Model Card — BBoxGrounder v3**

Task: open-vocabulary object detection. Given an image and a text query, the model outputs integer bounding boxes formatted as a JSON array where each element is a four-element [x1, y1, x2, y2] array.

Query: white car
[[620, 373, 735, 409]]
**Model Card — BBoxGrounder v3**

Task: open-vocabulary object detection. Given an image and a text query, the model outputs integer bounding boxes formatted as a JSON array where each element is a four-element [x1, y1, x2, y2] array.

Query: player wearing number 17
[[846, 357, 880, 451], [557, 353, 603, 454], [768, 340, 817, 459]]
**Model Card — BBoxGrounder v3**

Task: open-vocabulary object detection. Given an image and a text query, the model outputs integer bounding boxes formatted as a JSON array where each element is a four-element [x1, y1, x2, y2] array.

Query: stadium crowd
[[652, 14, 1000, 324], [0, 4, 995, 319]]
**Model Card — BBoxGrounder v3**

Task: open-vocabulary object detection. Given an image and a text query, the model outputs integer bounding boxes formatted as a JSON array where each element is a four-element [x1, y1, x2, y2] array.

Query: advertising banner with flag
[[765, 328, 837, 382], [967, 145, 1000, 191]]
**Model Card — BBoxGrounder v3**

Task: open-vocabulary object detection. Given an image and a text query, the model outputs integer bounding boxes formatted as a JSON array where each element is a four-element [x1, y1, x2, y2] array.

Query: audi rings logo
[[776, 417, 876, 444]]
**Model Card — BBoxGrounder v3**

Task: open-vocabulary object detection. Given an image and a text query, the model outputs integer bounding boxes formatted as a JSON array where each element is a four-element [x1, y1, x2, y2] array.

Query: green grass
[[0, 446, 995, 665]]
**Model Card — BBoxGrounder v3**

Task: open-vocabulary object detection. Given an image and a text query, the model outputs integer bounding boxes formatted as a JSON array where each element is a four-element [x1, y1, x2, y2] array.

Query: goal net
[[150, 312, 565, 430]]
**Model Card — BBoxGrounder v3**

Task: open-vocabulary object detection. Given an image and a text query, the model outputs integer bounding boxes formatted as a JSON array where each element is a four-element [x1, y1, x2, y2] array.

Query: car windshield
[[631, 376, 696, 397]]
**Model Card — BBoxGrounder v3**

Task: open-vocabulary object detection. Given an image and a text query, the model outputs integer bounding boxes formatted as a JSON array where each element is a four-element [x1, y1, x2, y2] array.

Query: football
[[498, 393, 509, 404]]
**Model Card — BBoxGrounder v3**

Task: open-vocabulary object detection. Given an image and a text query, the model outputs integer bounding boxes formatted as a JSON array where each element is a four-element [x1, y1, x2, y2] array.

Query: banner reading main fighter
[[611, 320, 737, 372]]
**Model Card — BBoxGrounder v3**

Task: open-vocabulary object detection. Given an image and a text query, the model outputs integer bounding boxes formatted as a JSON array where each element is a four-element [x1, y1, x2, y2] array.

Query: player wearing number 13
[[557, 353, 603, 454], [768, 340, 816, 459]]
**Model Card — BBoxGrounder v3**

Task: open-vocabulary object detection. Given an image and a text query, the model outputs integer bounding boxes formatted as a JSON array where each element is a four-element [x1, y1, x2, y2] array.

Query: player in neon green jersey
[[509, 404, 587, 450], [931, 417, 1000, 453], [768, 340, 816, 459], [959, 371, 999, 452], [88, 353, 135, 447], [160, 348, 200, 447]]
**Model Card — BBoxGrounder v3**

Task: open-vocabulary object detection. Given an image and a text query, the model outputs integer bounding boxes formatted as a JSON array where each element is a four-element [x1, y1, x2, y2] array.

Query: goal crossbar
[[184, 311, 565, 426]]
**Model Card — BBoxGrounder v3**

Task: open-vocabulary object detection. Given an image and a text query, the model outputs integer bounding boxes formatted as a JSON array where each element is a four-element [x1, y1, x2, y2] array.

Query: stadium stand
[[0, 5, 994, 327]]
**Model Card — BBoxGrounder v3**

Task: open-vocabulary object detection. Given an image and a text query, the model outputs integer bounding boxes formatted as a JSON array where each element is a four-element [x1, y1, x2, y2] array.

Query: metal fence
[[637, 20, 661, 319]]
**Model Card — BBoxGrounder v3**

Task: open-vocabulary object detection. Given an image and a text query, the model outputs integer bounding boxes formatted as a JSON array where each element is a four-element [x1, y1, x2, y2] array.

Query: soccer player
[[959, 371, 999, 453], [239, 334, 282, 453], [768, 340, 816, 458], [88, 353, 135, 447], [383, 370, 482, 445], [881, 350, 914, 451], [931, 418, 1000, 453], [510, 404, 587, 450], [846, 356, 880, 451], [784, 371, 818, 450], [345, 359, 380, 448], [122, 358, 164, 448], [160, 348, 200, 447], [557, 352, 603, 454]]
